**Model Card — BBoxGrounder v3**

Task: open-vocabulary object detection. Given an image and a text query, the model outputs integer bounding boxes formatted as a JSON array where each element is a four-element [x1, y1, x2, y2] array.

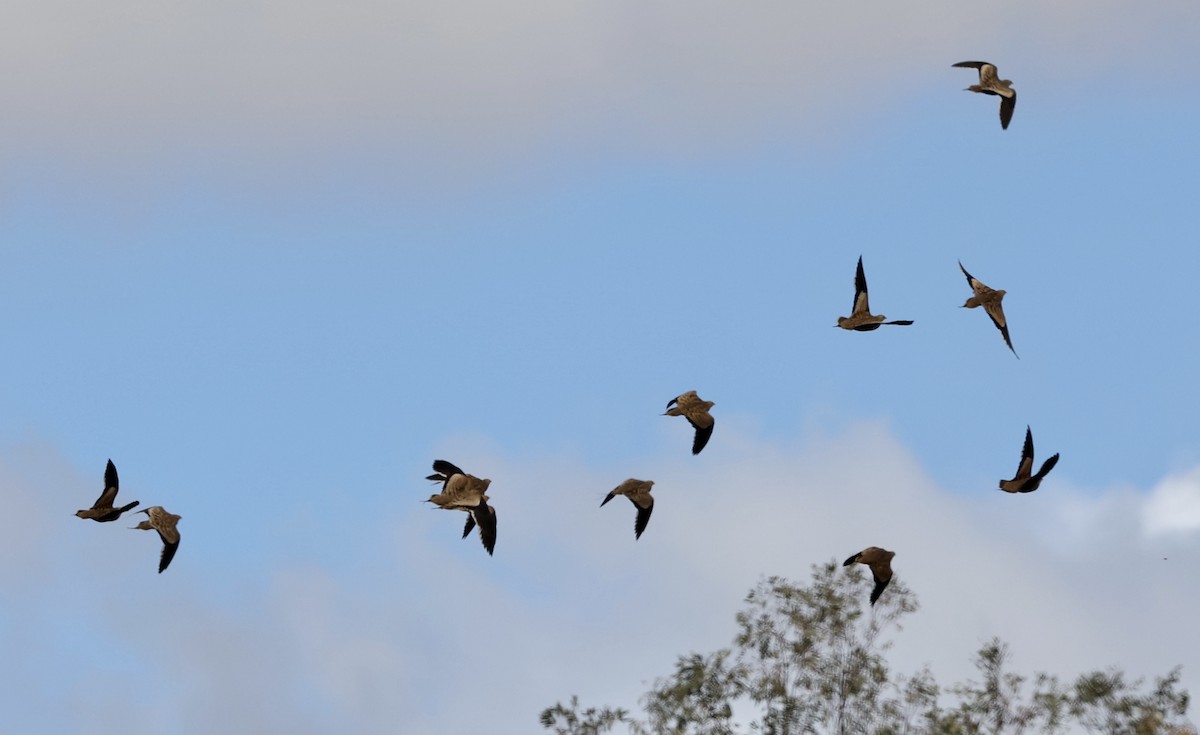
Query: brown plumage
[[959, 261, 1017, 357], [836, 256, 913, 331], [131, 506, 181, 573], [843, 546, 895, 606], [75, 459, 139, 522], [999, 426, 1059, 493], [953, 61, 1016, 129], [426, 459, 496, 555], [664, 391, 715, 455], [600, 479, 655, 540]]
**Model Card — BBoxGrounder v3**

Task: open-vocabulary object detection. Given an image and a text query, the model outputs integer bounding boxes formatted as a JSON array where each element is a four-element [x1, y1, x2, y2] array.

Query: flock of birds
[[70, 61, 1027, 601], [418, 108, 1064, 607], [74, 460, 181, 573]]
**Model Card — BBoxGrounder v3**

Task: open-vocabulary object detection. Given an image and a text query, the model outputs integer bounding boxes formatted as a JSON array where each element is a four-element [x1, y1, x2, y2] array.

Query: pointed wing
[[843, 551, 863, 567], [983, 302, 1017, 356], [1014, 426, 1035, 479], [1033, 453, 1060, 482], [852, 256, 870, 316], [688, 418, 715, 455], [868, 571, 892, 606], [959, 261, 985, 294], [473, 504, 497, 556], [431, 459, 465, 478], [104, 460, 118, 492], [629, 495, 654, 540], [999, 91, 1016, 129], [157, 539, 179, 573], [93, 460, 120, 509], [952, 61, 996, 79]]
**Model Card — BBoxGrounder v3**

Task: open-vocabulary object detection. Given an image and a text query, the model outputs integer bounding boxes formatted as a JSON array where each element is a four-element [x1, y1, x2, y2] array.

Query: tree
[[541, 561, 1195, 735], [539, 695, 631, 735]]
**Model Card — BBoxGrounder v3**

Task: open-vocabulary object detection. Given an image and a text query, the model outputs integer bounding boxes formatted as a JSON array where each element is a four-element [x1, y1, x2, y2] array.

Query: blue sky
[[2, 1, 1200, 733]]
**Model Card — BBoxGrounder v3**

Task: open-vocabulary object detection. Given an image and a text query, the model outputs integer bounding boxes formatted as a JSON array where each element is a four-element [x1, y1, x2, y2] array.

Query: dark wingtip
[[431, 459, 464, 476], [843, 554, 859, 567]]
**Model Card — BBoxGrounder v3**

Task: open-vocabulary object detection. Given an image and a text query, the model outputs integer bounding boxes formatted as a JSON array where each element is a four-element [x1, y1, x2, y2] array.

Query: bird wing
[[461, 511, 477, 539], [104, 460, 119, 491], [628, 494, 654, 540], [868, 570, 892, 606], [952, 60, 996, 79], [999, 91, 1016, 129], [431, 459, 465, 478], [1014, 427, 1035, 479], [688, 418, 715, 455], [93, 460, 121, 509], [852, 256, 870, 316], [959, 261, 987, 295], [1033, 453, 1060, 482], [473, 504, 497, 556], [983, 302, 1017, 356], [843, 551, 863, 567], [158, 539, 179, 573]]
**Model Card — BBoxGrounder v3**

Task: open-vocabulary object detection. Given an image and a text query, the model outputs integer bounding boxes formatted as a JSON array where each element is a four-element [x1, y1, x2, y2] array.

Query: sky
[[2, 1, 1200, 733]]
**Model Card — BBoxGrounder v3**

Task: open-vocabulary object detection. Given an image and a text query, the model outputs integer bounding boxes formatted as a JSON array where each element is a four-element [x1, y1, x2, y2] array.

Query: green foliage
[[540, 562, 1194, 735], [539, 695, 630, 735]]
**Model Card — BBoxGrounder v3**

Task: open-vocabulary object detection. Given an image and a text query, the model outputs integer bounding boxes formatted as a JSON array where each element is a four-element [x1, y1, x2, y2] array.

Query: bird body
[[665, 391, 715, 455], [426, 460, 497, 555], [75, 459, 140, 522], [959, 261, 1017, 357], [843, 546, 895, 606], [836, 256, 913, 331], [132, 506, 181, 573], [600, 479, 655, 540], [953, 61, 1016, 129], [999, 426, 1060, 493]]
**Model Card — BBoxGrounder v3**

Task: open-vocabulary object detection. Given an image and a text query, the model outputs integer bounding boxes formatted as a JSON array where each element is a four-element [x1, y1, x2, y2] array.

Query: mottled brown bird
[[953, 61, 1016, 129], [426, 459, 496, 555], [836, 256, 913, 331], [959, 261, 1017, 357], [999, 426, 1059, 493], [600, 479, 655, 540], [843, 546, 895, 606], [131, 506, 181, 573], [665, 391, 715, 455], [75, 459, 139, 522]]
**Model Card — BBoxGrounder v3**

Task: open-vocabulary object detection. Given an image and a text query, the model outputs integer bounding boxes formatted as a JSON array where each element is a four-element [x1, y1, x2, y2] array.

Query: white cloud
[[2, 0, 1198, 178], [2, 425, 1197, 733], [1143, 467, 1200, 535]]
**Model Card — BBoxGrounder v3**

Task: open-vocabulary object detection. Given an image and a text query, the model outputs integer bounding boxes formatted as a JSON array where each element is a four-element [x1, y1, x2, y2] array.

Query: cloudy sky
[[2, 1, 1199, 732]]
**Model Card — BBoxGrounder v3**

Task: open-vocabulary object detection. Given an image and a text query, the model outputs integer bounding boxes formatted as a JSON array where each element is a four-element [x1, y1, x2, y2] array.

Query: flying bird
[[75, 459, 140, 522], [953, 61, 1016, 129], [600, 479, 655, 540], [958, 261, 1017, 357], [131, 506, 181, 573], [425, 459, 497, 555], [843, 546, 895, 606], [836, 256, 914, 331], [665, 391, 715, 455], [999, 426, 1060, 493]]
